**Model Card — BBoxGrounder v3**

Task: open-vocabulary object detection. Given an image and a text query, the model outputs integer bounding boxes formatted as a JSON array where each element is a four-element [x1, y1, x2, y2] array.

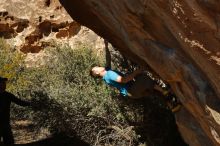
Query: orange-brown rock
[[0, 0, 81, 53], [20, 45, 42, 54], [59, 0, 220, 146], [0, 13, 29, 39], [68, 22, 81, 37]]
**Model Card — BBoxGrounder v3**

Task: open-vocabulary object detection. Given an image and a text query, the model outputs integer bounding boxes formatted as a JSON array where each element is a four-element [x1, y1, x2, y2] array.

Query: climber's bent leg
[[127, 73, 155, 99]]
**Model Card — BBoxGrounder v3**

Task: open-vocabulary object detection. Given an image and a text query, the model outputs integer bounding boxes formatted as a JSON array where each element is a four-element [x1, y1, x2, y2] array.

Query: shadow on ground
[[9, 91, 105, 146], [10, 90, 187, 146], [15, 133, 90, 146], [116, 92, 188, 146]]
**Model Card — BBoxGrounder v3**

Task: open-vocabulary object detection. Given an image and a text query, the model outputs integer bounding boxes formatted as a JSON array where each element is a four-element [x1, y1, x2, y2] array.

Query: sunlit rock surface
[[0, 0, 104, 54], [0, 0, 106, 68], [59, 0, 220, 146]]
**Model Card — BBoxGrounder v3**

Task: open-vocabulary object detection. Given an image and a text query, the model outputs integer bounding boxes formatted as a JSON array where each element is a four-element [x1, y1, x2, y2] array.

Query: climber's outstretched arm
[[116, 68, 142, 83], [104, 39, 111, 69]]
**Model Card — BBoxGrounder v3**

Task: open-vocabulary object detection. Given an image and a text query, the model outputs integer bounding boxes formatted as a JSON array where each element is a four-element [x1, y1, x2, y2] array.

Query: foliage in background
[[0, 39, 142, 146], [0, 38, 26, 90]]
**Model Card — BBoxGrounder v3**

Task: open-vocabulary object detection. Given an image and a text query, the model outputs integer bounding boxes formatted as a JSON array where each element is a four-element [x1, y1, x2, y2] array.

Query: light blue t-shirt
[[103, 69, 128, 96]]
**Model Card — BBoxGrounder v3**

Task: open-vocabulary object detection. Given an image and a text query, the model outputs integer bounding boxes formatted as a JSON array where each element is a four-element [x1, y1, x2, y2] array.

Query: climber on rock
[[90, 40, 181, 112]]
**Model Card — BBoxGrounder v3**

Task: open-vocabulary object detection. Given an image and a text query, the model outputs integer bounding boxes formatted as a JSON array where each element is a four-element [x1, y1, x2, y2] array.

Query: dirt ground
[[0, 120, 89, 146], [0, 93, 188, 146]]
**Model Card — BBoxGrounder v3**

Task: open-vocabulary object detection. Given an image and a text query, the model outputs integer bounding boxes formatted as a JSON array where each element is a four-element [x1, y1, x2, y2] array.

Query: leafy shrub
[[0, 38, 25, 88], [0, 39, 142, 145], [28, 44, 118, 117]]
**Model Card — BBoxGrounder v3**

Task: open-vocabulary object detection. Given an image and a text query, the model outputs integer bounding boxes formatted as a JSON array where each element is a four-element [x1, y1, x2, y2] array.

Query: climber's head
[[90, 66, 106, 78]]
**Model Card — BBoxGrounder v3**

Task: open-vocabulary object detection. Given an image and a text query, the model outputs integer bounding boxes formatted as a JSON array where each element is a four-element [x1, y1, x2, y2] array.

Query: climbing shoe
[[161, 84, 172, 96], [165, 93, 182, 113], [167, 101, 182, 113]]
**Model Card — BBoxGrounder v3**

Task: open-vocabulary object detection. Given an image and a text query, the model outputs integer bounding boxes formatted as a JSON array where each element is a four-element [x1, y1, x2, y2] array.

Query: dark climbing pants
[[0, 123, 14, 146], [127, 73, 155, 99]]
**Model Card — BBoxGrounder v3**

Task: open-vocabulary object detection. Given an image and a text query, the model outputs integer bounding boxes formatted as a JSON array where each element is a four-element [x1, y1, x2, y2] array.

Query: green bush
[[0, 38, 25, 88], [28, 44, 118, 117], [0, 39, 141, 145]]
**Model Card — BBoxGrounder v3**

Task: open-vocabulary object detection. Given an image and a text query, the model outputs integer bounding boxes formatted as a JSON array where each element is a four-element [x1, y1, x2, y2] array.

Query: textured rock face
[[0, 0, 104, 54], [0, 0, 74, 53], [59, 0, 220, 146], [0, 0, 106, 67]]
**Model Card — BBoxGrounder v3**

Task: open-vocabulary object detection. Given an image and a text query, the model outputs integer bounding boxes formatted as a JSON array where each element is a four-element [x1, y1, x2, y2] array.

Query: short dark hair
[[89, 69, 94, 77], [89, 64, 98, 77], [89, 67, 102, 79]]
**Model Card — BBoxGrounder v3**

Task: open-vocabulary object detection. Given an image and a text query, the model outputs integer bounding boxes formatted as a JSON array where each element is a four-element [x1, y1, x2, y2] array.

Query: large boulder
[[59, 0, 220, 146]]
